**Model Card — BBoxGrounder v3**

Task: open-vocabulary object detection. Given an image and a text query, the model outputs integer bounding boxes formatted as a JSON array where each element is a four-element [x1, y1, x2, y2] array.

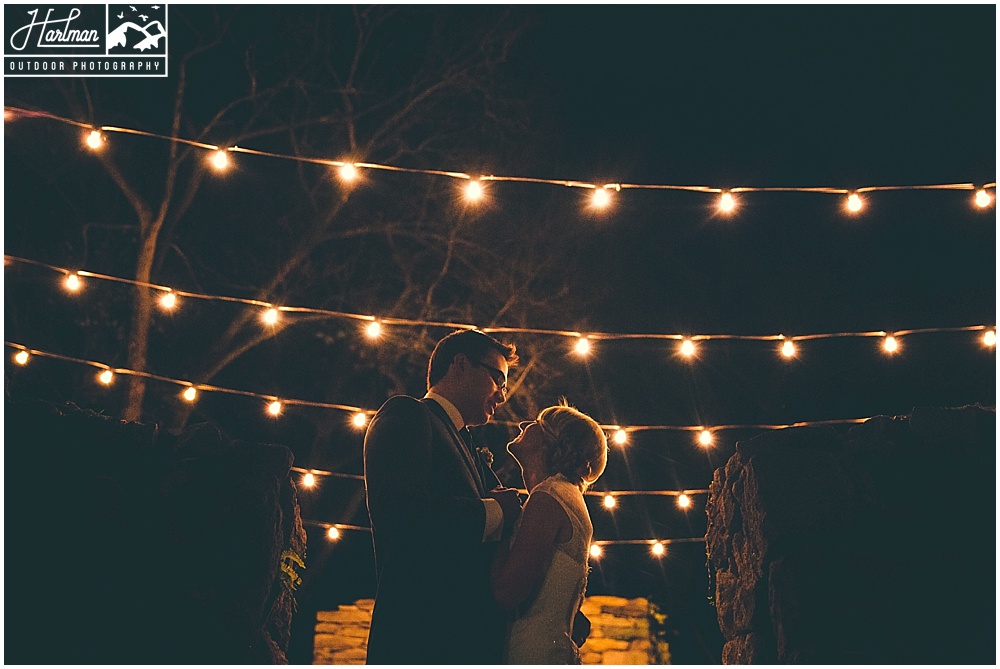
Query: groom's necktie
[[459, 427, 485, 471]]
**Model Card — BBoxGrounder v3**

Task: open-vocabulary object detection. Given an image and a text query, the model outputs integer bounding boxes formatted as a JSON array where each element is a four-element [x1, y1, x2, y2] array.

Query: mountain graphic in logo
[[106, 4, 166, 54], [108, 20, 165, 51]]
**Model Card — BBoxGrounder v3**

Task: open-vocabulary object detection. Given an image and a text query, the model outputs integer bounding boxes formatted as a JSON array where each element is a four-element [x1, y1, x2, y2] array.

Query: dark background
[[4, 5, 995, 664]]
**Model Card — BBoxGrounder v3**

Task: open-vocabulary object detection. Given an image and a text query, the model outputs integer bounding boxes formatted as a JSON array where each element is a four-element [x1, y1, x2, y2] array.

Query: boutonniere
[[476, 446, 494, 467]]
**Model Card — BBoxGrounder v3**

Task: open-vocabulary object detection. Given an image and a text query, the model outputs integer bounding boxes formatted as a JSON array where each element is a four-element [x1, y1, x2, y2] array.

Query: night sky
[[4, 5, 995, 664]]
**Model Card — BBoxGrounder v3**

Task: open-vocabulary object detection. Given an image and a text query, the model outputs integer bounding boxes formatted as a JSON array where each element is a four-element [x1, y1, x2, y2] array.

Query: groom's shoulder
[[374, 394, 429, 420]]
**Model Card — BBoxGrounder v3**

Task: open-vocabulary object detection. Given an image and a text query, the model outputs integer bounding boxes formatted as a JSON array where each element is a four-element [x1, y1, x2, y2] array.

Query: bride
[[491, 403, 609, 664]]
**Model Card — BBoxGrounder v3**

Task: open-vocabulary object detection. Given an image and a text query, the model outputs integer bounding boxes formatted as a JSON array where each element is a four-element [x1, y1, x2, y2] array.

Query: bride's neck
[[523, 464, 553, 492]]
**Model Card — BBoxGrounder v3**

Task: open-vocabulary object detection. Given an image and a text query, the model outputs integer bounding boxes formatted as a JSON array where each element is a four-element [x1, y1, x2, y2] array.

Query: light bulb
[[612, 429, 627, 445], [302, 473, 316, 488], [210, 150, 229, 171], [719, 192, 736, 212], [64, 273, 82, 292], [574, 337, 591, 356], [14, 350, 29, 365], [98, 369, 113, 385], [86, 130, 104, 150], [182, 386, 197, 402], [651, 542, 665, 556], [465, 180, 484, 202], [159, 291, 177, 310], [589, 544, 602, 558], [984, 330, 996, 347], [603, 494, 616, 509], [698, 430, 713, 447], [680, 339, 696, 357], [366, 321, 382, 339], [262, 308, 280, 326], [846, 193, 863, 213], [677, 494, 691, 508], [327, 526, 341, 540], [352, 412, 368, 428], [339, 163, 357, 182], [882, 335, 899, 354], [268, 400, 283, 416], [974, 189, 992, 208], [781, 339, 796, 358], [592, 188, 611, 208]]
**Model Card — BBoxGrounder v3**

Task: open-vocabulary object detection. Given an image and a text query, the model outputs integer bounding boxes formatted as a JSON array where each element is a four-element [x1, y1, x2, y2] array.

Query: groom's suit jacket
[[363, 395, 506, 664]]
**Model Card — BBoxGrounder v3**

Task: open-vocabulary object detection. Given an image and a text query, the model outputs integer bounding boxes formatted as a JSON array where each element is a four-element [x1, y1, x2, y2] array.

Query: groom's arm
[[364, 396, 487, 545]]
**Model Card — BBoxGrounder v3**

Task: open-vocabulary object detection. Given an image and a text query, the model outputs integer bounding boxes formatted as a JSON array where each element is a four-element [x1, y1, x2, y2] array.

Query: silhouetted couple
[[363, 329, 608, 664]]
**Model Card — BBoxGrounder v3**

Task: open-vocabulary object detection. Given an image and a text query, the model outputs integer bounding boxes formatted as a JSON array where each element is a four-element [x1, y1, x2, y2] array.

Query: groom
[[363, 329, 523, 664]]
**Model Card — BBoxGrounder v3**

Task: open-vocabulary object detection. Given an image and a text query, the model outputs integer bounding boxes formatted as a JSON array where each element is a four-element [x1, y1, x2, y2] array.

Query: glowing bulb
[[352, 412, 368, 428], [680, 339, 696, 358], [592, 188, 611, 208], [574, 337, 591, 356], [974, 189, 992, 208], [327, 526, 341, 540], [14, 350, 29, 365], [85, 130, 104, 150], [302, 473, 316, 488], [719, 192, 736, 212], [781, 339, 796, 358], [182, 386, 197, 402], [698, 430, 713, 447], [465, 180, 484, 202], [651, 542, 665, 556], [589, 544, 602, 558], [603, 494, 616, 509], [846, 193, 863, 213], [612, 429, 627, 445], [339, 163, 357, 182], [64, 273, 82, 292], [984, 330, 996, 347], [262, 308, 280, 326], [268, 400, 282, 416], [366, 321, 382, 339], [210, 150, 229, 171], [882, 335, 899, 354], [159, 291, 177, 310], [677, 494, 691, 509], [98, 369, 113, 385]]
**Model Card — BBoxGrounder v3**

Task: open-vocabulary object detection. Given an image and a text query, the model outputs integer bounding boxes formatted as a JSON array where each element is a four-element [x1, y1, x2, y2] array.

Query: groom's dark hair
[[427, 329, 518, 390]]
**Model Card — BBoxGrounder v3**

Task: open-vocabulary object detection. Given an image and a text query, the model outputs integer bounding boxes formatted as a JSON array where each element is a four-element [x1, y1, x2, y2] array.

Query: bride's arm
[[491, 491, 570, 611]]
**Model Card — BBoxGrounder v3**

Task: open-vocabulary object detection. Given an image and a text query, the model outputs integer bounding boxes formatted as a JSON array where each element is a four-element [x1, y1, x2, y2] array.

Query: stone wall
[[706, 405, 995, 664], [5, 398, 306, 664], [314, 595, 667, 664]]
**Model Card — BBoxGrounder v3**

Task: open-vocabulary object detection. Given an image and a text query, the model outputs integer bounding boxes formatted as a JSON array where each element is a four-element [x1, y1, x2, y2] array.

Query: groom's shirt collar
[[424, 391, 464, 431]]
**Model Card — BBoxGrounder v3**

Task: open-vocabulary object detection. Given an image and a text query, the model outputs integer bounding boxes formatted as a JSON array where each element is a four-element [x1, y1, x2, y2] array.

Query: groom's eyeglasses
[[471, 359, 507, 397]]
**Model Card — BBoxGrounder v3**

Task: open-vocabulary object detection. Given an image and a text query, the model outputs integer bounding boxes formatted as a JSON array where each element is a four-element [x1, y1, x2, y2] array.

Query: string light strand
[[6, 106, 993, 202], [7, 254, 993, 347], [6, 341, 939, 435]]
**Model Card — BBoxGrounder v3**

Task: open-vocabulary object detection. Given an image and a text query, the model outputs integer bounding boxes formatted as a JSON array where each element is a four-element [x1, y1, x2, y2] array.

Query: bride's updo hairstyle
[[536, 402, 608, 491]]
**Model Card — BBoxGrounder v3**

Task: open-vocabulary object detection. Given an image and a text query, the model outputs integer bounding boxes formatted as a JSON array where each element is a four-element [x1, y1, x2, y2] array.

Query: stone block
[[313, 633, 358, 651], [581, 637, 629, 653], [627, 639, 651, 651], [586, 595, 630, 609], [601, 649, 649, 664], [601, 620, 649, 641], [316, 608, 372, 624], [331, 647, 368, 662], [580, 651, 602, 664], [337, 625, 370, 639]]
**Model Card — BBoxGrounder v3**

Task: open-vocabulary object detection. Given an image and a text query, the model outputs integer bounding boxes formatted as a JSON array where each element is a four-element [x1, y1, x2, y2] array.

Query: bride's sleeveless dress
[[504, 474, 593, 664]]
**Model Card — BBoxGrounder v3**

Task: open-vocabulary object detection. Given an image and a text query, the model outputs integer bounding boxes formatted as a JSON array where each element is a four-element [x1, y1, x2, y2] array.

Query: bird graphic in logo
[[107, 5, 165, 52]]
